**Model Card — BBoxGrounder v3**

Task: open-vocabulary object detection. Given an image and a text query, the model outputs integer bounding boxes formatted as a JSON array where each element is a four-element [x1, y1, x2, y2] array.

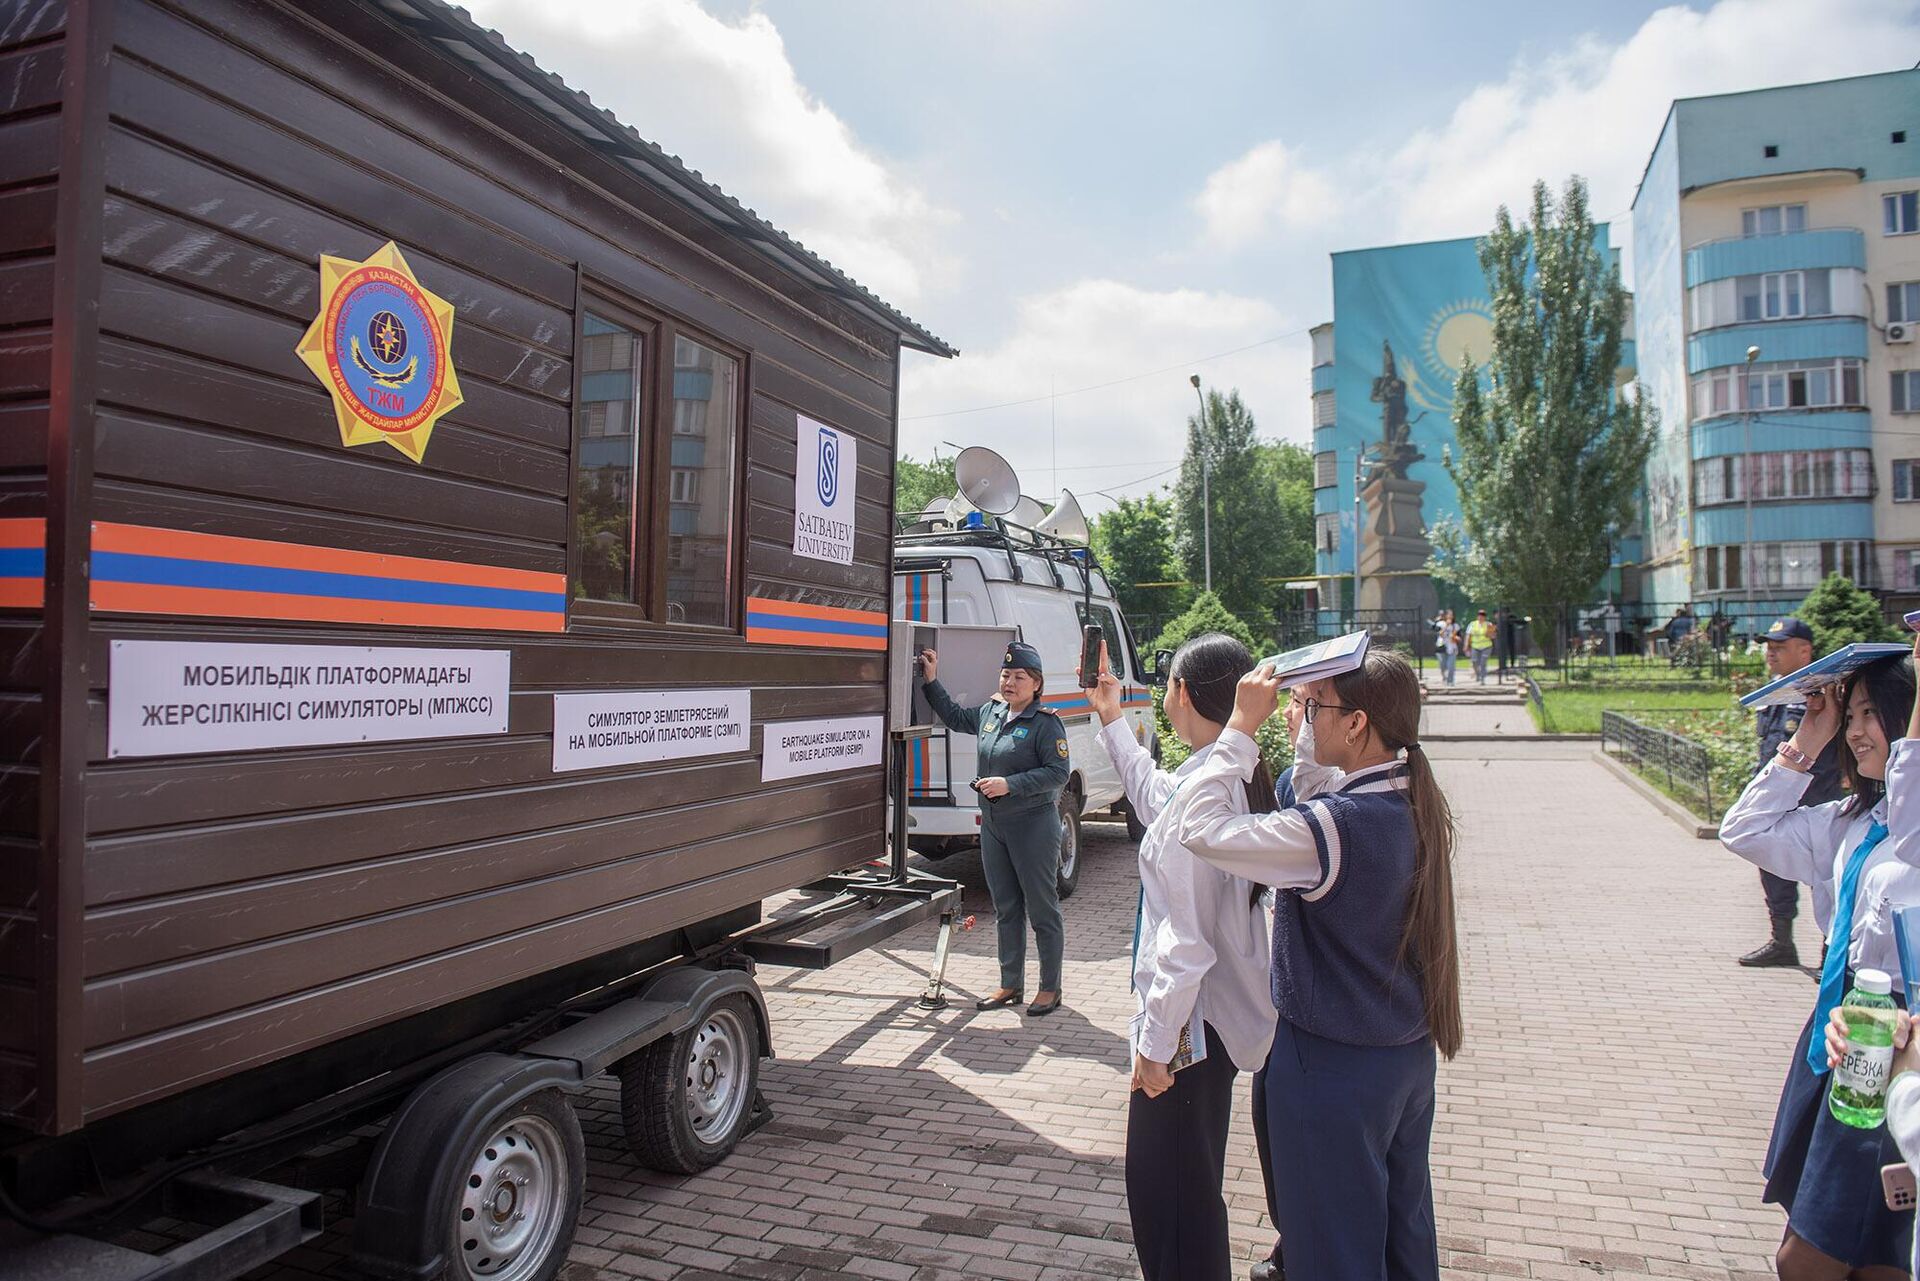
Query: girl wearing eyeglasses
[[1176, 648, 1462, 1281], [1085, 632, 1276, 1281]]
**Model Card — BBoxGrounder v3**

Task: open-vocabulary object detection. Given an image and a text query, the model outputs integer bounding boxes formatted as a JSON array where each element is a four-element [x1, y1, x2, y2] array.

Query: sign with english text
[[793, 414, 856, 565]]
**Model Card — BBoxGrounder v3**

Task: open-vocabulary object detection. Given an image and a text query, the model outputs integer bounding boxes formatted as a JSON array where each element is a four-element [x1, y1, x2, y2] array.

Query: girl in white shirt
[[1720, 646, 1920, 1279], [1087, 632, 1275, 1281]]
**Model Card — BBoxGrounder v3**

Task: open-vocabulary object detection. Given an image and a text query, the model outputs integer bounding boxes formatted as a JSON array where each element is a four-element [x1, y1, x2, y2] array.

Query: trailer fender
[[640, 965, 774, 1061], [350, 1052, 578, 1281]]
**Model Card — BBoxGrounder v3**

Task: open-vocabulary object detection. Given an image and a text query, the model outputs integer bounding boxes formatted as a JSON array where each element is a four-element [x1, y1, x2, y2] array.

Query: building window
[[1887, 191, 1920, 236], [1311, 389, 1336, 428], [1895, 459, 1920, 500], [1313, 451, 1337, 488], [1742, 204, 1807, 237], [1691, 358, 1865, 419], [1711, 540, 1873, 593], [572, 313, 645, 605], [1691, 268, 1854, 330], [663, 335, 740, 627], [1896, 371, 1920, 414], [1315, 512, 1340, 554], [1895, 549, 1920, 591], [1691, 450, 1870, 505], [1891, 282, 1920, 324]]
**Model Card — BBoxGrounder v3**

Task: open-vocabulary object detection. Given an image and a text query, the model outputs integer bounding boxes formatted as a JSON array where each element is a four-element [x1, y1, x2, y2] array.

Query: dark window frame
[[566, 271, 753, 634]]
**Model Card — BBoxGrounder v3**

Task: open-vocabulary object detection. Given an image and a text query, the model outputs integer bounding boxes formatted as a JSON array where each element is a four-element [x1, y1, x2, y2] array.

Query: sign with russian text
[[552, 688, 751, 774], [108, 640, 510, 758], [792, 414, 856, 565], [761, 715, 884, 782]]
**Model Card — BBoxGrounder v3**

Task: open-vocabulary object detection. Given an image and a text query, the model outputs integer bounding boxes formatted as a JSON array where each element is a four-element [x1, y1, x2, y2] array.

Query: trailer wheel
[[1055, 792, 1082, 900], [445, 1089, 583, 1281], [620, 993, 762, 1173]]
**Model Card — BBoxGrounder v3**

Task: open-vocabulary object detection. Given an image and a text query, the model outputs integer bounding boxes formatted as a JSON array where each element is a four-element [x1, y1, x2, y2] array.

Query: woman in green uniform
[[919, 641, 1071, 1016]]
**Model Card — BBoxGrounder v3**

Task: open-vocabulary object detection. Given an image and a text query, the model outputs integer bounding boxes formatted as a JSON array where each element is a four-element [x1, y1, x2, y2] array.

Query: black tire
[[908, 836, 957, 860], [1055, 792, 1082, 900], [619, 993, 763, 1174], [442, 1089, 584, 1281], [1122, 801, 1148, 844]]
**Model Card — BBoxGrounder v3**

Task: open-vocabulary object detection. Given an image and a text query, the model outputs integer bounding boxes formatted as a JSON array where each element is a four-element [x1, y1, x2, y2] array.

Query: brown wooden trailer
[[0, 0, 956, 1273]]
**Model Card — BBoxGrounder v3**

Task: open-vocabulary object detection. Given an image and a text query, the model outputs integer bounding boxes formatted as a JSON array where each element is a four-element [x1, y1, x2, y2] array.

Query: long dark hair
[[1329, 649, 1463, 1060], [1170, 632, 1276, 815], [1839, 656, 1916, 818]]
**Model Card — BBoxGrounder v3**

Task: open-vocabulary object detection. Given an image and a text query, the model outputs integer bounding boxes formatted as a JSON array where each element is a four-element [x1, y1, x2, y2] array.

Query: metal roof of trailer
[[373, 0, 957, 359]]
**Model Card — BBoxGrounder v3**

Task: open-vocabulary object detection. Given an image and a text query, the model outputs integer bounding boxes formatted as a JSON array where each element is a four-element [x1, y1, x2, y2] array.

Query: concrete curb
[[1590, 749, 1718, 840]]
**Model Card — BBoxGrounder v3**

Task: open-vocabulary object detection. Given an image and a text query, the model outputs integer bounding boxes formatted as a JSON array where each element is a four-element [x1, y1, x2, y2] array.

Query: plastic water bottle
[[1831, 968, 1899, 1129]]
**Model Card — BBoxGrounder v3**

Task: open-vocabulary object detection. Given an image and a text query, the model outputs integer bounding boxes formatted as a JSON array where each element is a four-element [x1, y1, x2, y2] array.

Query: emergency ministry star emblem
[[295, 241, 462, 463]]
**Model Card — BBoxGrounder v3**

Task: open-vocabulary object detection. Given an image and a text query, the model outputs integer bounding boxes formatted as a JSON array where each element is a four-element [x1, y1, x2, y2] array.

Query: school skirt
[[1764, 1004, 1915, 1265]]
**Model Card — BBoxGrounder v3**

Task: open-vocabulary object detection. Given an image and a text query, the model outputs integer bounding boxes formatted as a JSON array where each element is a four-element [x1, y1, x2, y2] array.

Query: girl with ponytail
[[1086, 632, 1277, 1281], [1176, 647, 1461, 1281]]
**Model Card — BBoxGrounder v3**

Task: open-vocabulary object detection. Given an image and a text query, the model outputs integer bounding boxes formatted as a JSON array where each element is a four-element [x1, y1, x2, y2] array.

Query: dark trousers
[[979, 807, 1064, 992], [1251, 1065, 1282, 1265], [1264, 1019, 1439, 1281], [1761, 869, 1799, 921], [1127, 1023, 1238, 1281]]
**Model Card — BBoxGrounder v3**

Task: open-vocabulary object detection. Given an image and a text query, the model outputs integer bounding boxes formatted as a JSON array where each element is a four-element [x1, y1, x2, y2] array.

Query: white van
[[893, 528, 1161, 897]]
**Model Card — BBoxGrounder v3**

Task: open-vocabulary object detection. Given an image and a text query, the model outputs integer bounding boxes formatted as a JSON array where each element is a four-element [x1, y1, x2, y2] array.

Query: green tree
[[1430, 177, 1656, 653], [894, 452, 956, 521], [1146, 591, 1290, 774], [1796, 574, 1900, 653], [1173, 389, 1287, 629], [1257, 440, 1317, 581], [1091, 492, 1187, 624]]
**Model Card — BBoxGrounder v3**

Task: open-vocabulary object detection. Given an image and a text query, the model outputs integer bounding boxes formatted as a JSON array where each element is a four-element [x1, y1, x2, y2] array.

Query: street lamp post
[[1188, 374, 1212, 595], [1743, 345, 1760, 609]]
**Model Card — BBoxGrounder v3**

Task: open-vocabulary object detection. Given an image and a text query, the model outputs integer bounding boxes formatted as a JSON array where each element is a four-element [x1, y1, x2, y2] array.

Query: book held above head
[[1259, 631, 1370, 689], [1739, 642, 1912, 710]]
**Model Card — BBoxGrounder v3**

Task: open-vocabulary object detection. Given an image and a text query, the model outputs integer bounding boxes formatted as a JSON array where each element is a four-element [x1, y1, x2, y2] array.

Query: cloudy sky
[[461, 0, 1917, 514]]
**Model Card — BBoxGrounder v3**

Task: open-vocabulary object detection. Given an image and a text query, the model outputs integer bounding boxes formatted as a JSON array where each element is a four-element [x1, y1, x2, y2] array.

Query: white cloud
[[458, 0, 954, 303], [899, 280, 1308, 516], [1195, 0, 1918, 251], [1194, 140, 1337, 249]]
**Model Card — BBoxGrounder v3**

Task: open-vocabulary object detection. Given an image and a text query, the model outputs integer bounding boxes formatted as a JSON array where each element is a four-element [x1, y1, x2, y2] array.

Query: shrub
[[1797, 574, 1900, 653], [1148, 591, 1291, 781]]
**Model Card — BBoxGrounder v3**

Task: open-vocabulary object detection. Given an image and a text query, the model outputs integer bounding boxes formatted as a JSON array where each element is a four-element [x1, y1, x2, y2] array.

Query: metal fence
[[1600, 709, 1719, 818], [1273, 608, 1431, 665]]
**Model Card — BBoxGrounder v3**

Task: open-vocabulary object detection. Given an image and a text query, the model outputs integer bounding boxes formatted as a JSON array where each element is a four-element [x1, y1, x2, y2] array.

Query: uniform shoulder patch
[[1056, 737, 1070, 757]]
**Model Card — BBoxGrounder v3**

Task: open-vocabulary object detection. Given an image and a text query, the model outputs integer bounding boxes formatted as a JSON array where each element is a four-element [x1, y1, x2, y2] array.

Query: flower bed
[[1629, 706, 1754, 822]]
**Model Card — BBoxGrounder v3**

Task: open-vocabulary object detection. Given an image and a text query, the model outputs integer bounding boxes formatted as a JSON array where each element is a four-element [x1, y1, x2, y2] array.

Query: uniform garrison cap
[[1764, 617, 1814, 643], [1002, 641, 1045, 675]]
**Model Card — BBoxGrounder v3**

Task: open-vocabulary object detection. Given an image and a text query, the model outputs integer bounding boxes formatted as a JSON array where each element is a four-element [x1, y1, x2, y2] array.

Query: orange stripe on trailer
[[0, 579, 42, 609], [745, 595, 889, 626], [91, 523, 564, 595], [0, 518, 45, 548], [743, 623, 887, 651], [89, 582, 565, 633]]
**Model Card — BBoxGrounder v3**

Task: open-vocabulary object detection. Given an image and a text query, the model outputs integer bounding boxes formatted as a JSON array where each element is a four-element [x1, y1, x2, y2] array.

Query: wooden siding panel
[[0, 112, 58, 187], [0, 1, 65, 51], [0, 37, 62, 117]]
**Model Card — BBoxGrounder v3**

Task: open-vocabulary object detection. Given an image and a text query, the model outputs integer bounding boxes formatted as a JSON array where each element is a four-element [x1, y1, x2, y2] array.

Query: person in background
[[920, 642, 1070, 1017], [1826, 1008, 1920, 1280], [1088, 634, 1275, 1281], [1666, 605, 1695, 659], [1718, 636, 1920, 1278], [1740, 618, 1844, 970], [1465, 609, 1495, 685], [1434, 610, 1459, 687], [1179, 650, 1463, 1280]]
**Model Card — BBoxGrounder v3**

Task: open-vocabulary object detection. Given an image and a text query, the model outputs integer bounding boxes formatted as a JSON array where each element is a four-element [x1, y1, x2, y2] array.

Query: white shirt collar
[[1339, 758, 1411, 794]]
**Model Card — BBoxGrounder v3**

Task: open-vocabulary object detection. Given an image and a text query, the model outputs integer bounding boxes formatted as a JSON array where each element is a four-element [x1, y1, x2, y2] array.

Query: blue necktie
[[1809, 820, 1891, 1075]]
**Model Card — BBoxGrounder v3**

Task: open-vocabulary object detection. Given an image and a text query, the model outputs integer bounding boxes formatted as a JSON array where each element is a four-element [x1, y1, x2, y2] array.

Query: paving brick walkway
[[248, 743, 1814, 1281]]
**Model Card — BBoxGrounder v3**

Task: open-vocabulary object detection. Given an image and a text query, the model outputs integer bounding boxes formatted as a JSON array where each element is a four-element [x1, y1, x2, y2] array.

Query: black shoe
[[1739, 939, 1800, 968], [975, 990, 1023, 1010], [1026, 992, 1062, 1017], [1251, 1256, 1284, 1281]]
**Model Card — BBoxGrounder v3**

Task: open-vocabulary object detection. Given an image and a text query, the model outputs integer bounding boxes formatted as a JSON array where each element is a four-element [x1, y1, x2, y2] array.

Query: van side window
[[1076, 602, 1131, 681]]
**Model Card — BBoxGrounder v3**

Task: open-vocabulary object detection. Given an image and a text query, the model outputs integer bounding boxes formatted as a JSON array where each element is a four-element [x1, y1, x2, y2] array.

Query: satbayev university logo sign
[[295, 241, 462, 463], [817, 425, 841, 506]]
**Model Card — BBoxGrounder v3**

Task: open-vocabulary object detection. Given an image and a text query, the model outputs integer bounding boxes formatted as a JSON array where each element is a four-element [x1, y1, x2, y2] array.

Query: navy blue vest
[[1270, 763, 1430, 1048]]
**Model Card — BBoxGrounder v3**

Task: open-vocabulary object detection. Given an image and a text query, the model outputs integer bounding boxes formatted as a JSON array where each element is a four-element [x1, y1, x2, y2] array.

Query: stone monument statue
[[1357, 340, 1438, 619]]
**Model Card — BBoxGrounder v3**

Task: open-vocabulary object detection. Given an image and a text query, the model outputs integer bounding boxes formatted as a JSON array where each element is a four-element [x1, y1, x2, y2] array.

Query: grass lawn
[[1528, 685, 1737, 734]]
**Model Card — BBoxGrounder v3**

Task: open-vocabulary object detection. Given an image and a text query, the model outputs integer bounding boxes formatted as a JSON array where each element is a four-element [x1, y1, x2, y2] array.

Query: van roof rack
[[893, 517, 1102, 594]]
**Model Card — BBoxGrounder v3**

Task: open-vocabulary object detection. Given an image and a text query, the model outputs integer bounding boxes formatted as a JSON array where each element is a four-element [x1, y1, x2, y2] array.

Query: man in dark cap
[[919, 640, 1072, 1015], [1740, 617, 1844, 968]]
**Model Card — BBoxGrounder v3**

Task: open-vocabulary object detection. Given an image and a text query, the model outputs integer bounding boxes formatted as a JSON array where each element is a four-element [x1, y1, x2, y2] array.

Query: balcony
[[1684, 227, 1865, 287], [1311, 363, 1336, 394], [1687, 317, 1866, 374]]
